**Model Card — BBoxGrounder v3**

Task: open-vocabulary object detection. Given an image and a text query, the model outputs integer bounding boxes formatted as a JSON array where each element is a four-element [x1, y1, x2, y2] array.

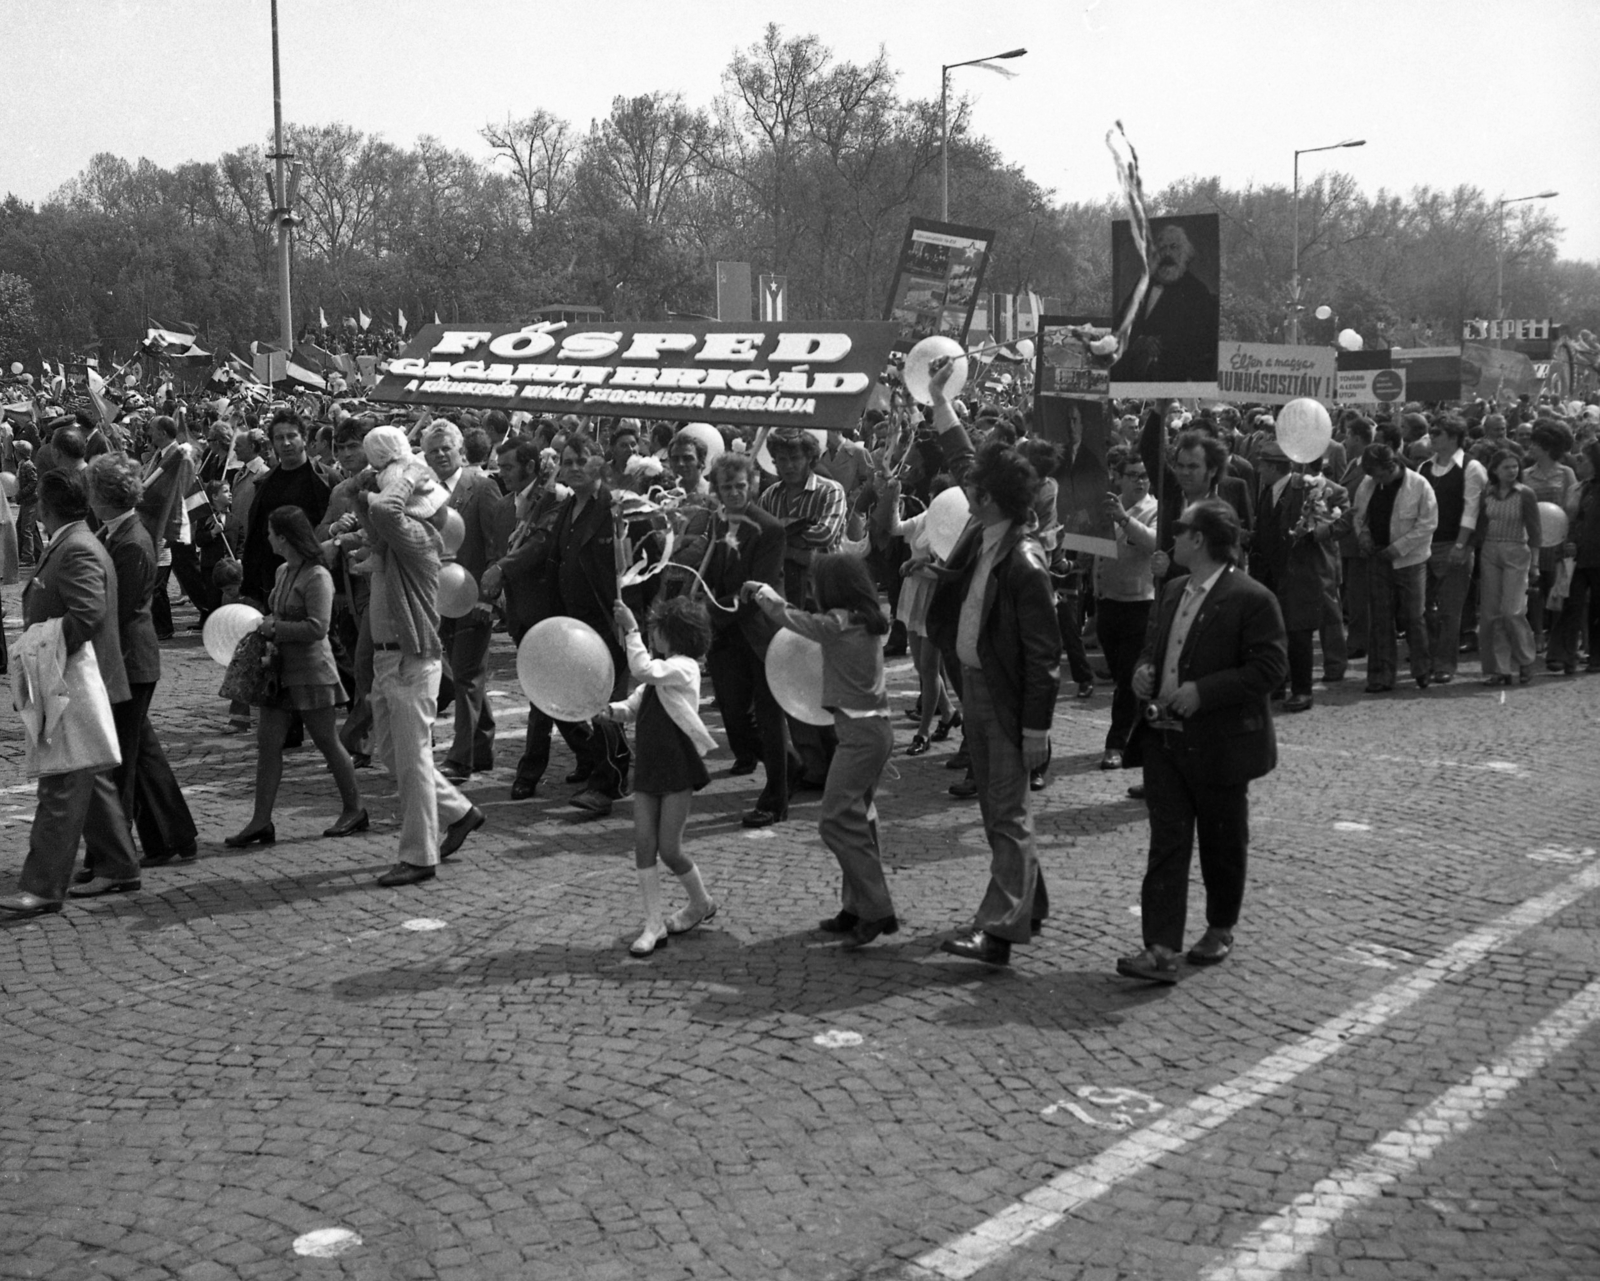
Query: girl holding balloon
[[607, 594, 718, 958], [744, 555, 898, 949]]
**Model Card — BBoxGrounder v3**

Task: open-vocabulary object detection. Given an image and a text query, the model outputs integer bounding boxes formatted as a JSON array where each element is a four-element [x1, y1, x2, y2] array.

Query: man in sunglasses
[[1117, 499, 1286, 983]]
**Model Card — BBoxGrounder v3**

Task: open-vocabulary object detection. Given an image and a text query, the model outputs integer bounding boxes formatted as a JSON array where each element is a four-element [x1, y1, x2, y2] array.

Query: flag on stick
[[359, 309, 372, 332]]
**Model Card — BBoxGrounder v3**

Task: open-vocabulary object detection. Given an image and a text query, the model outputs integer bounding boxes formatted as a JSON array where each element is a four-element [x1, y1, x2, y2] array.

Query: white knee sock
[[631, 866, 666, 955], [666, 864, 716, 933]]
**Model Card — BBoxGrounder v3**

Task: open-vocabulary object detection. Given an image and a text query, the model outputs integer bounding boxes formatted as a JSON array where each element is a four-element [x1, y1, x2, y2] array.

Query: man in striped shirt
[[759, 428, 846, 787]]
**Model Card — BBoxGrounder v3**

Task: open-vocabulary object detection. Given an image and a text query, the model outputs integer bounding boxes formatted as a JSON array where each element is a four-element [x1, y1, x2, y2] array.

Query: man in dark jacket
[[927, 435, 1062, 968], [697, 452, 790, 828], [240, 410, 330, 606], [85, 454, 199, 870], [1117, 499, 1287, 982]]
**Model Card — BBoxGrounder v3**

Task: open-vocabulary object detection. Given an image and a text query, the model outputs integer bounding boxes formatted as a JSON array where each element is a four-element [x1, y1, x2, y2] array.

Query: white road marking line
[[900, 860, 1600, 1281], [1200, 975, 1600, 1281]]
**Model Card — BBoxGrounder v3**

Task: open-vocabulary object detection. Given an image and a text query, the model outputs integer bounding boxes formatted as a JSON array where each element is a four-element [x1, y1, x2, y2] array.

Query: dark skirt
[[632, 686, 710, 796], [258, 681, 342, 712]]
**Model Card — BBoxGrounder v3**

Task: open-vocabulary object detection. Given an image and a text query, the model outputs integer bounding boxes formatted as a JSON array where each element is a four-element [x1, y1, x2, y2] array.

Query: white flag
[[358, 309, 371, 332], [397, 308, 408, 334], [319, 307, 328, 329]]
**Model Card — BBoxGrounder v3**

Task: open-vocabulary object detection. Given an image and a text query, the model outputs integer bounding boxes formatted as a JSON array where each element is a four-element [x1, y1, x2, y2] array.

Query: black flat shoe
[[843, 915, 898, 949], [727, 758, 758, 776], [323, 810, 370, 838], [819, 911, 899, 936], [509, 780, 538, 801], [224, 823, 275, 848], [930, 711, 962, 742], [0, 892, 63, 917], [376, 862, 436, 888], [741, 807, 786, 828], [906, 734, 931, 757], [565, 767, 593, 785]]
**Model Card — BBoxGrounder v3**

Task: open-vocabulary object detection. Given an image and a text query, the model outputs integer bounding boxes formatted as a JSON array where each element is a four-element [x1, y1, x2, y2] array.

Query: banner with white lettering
[[370, 322, 898, 431], [1216, 342, 1336, 405]]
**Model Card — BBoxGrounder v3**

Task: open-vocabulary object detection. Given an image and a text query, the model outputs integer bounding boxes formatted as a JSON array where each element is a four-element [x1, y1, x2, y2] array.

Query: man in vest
[[1417, 417, 1487, 684]]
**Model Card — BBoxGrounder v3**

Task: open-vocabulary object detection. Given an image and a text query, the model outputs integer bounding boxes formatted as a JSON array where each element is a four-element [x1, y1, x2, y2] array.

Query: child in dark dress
[[608, 595, 718, 957]]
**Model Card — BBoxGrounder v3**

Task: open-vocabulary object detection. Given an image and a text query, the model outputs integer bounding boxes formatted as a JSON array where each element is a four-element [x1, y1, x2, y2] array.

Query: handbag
[[24, 638, 121, 778], [218, 629, 282, 706]]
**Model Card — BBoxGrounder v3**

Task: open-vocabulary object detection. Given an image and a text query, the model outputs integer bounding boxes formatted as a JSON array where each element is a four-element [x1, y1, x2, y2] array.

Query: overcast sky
[[7, 0, 1598, 264]]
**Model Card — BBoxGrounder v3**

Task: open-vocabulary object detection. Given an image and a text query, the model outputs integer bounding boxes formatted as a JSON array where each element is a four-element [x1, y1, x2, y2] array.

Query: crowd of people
[[3, 364, 1597, 979]]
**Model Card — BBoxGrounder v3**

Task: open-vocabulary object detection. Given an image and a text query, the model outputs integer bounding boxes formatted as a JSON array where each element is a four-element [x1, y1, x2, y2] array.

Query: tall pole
[[1495, 190, 1559, 340], [1287, 139, 1365, 346], [940, 66, 949, 223], [271, 0, 293, 351], [1289, 151, 1301, 346]]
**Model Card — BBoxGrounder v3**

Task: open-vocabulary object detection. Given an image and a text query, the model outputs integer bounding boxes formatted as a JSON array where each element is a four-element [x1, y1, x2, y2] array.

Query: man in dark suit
[[1117, 498, 1287, 982], [926, 440, 1062, 968], [0, 471, 143, 916], [85, 454, 199, 869], [423, 420, 505, 783], [1110, 222, 1220, 384], [1141, 415, 1255, 557], [480, 438, 589, 801], [549, 436, 633, 818], [697, 452, 791, 828]]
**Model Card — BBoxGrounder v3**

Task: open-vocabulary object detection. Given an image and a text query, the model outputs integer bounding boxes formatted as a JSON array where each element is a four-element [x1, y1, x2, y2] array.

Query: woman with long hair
[[1476, 449, 1543, 686], [226, 506, 366, 845], [746, 554, 898, 948]]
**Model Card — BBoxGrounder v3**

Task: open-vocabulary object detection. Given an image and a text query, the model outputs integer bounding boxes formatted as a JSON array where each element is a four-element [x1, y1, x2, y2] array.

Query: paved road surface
[[2, 584, 1596, 1280]]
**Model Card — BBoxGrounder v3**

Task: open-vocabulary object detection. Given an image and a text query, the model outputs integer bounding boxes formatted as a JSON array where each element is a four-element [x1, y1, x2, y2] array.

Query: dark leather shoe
[[1186, 927, 1233, 965], [945, 747, 971, 771], [224, 823, 275, 848], [948, 774, 978, 800], [73, 866, 96, 884], [906, 734, 931, 757], [439, 762, 472, 785], [570, 790, 613, 818], [141, 844, 199, 868], [439, 805, 485, 859], [510, 779, 538, 801], [1415, 673, 1431, 689], [1322, 668, 1347, 683], [741, 807, 786, 828], [350, 752, 372, 770], [1126, 783, 1146, 800], [727, 758, 758, 776], [565, 766, 593, 785], [819, 911, 897, 935], [1116, 944, 1180, 983], [791, 775, 827, 794], [939, 930, 1011, 966], [376, 862, 436, 887], [1283, 694, 1313, 713], [1099, 750, 1123, 771], [844, 915, 897, 949], [323, 810, 370, 838], [1029, 765, 1048, 791], [0, 892, 64, 916], [1363, 682, 1394, 694], [67, 877, 141, 898]]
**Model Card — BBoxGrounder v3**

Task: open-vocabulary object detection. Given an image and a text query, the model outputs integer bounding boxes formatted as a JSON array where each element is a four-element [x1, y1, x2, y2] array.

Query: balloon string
[[660, 562, 740, 614]]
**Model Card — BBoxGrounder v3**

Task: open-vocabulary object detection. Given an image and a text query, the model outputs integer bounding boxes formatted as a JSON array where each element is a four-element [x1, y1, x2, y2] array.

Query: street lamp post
[[1496, 190, 1559, 330], [1289, 139, 1365, 345], [941, 47, 1026, 222]]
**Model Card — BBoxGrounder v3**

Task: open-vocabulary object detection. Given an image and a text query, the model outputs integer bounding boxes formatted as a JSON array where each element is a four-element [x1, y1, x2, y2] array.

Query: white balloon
[[439, 508, 466, 556], [923, 486, 971, 561], [755, 428, 827, 475], [1314, 305, 1333, 321], [517, 617, 615, 722], [679, 423, 725, 464], [1012, 338, 1035, 361], [202, 603, 264, 666], [903, 335, 969, 405], [436, 562, 478, 618], [764, 628, 832, 726], [1538, 501, 1568, 547], [1337, 328, 1364, 352], [1275, 398, 1333, 465]]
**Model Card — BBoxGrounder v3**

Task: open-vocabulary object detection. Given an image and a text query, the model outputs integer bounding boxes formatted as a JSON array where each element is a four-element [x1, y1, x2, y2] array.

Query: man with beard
[[1110, 222, 1220, 385]]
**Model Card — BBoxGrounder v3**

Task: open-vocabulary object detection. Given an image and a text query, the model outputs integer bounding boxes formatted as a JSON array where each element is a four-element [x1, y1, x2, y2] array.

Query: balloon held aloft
[[517, 617, 616, 722], [439, 507, 466, 555], [764, 628, 832, 727], [1337, 328, 1364, 352], [679, 423, 725, 464], [436, 562, 479, 618], [1538, 502, 1569, 547], [1275, 398, 1333, 465], [203, 603, 264, 666], [903, 335, 969, 405], [923, 486, 972, 560], [755, 428, 827, 475]]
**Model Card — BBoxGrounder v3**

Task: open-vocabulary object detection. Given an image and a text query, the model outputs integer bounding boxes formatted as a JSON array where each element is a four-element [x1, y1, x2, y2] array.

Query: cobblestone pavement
[[2, 578, 1598, 1280]]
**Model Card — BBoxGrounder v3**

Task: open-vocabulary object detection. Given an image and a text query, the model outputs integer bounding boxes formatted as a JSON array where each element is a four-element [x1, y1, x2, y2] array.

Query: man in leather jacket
[[926, 416, 1062, 967]]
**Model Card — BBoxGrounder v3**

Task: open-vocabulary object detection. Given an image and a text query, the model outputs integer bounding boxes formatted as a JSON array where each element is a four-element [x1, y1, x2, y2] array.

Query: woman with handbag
[[226, 505, 366, 845]]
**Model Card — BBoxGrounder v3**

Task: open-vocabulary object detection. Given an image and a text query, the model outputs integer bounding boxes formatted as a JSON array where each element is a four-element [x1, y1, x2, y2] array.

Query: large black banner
[[371, 321, 899, 431]]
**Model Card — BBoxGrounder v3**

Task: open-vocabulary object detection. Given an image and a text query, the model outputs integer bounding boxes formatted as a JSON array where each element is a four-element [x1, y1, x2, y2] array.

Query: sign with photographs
[[881, 218, 994, 352], [1036, 314, 1115, 400]]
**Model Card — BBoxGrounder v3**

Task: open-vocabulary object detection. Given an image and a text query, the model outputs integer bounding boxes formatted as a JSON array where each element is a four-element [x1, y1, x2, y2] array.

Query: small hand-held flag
[[318, 307, 328, 329], [359, 309, 372, 332], [397, 308, 408, 335]]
